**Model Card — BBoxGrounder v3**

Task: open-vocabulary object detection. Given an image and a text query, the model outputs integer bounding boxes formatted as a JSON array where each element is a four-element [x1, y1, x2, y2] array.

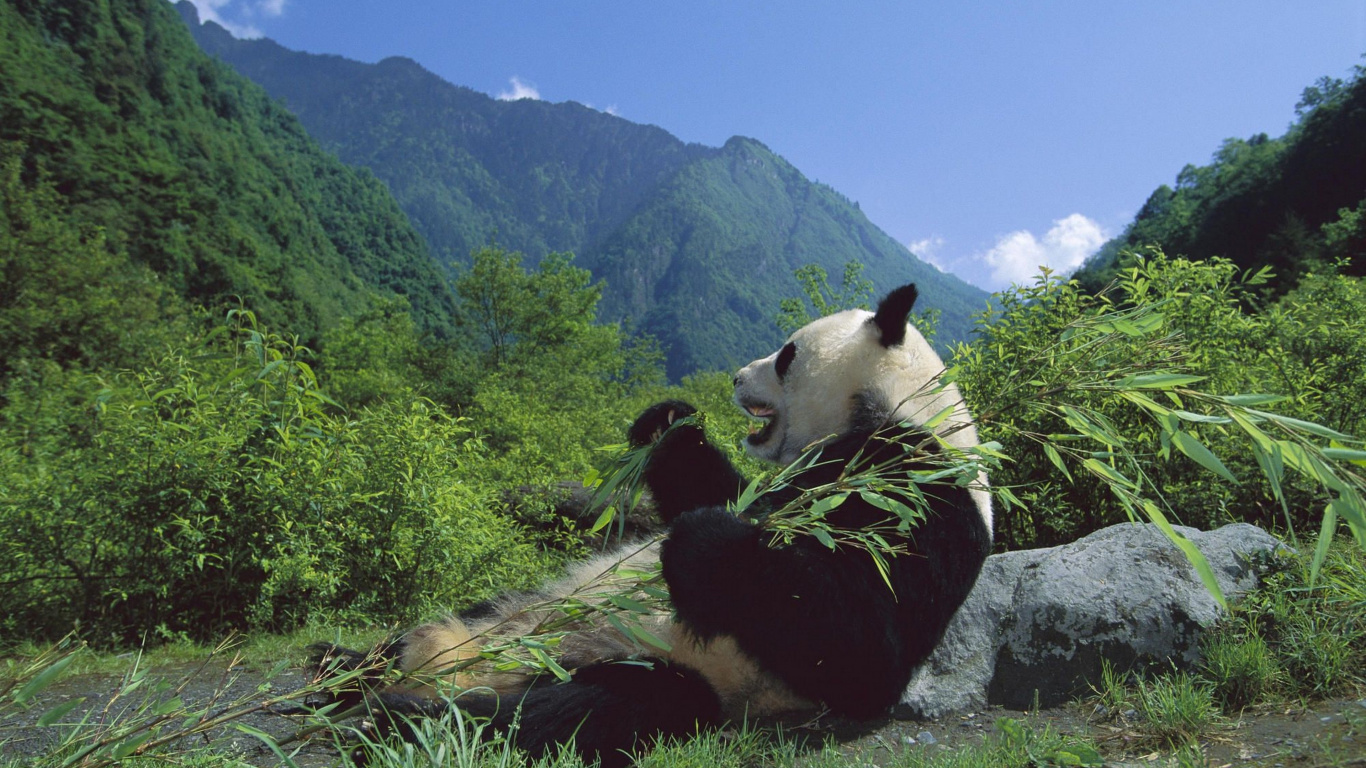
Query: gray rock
[[900, 522, 1288, 716], [901, 547, 1041, 717]]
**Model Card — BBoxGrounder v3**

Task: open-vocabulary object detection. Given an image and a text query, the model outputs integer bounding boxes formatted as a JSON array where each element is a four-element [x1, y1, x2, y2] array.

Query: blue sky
[[184, 1, 1366, 292]]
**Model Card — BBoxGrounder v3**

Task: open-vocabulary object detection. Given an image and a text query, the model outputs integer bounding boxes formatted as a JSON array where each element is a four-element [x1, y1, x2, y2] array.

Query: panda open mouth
[[739, 400, 780, 445]]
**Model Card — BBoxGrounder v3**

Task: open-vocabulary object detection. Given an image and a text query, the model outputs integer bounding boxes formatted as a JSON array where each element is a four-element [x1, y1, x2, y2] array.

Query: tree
[[776, 260, 874, 334]]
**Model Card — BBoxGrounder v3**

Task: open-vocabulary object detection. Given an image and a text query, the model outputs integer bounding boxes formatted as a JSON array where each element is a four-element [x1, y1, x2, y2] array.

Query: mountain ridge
[[180, 3, 987, 377]]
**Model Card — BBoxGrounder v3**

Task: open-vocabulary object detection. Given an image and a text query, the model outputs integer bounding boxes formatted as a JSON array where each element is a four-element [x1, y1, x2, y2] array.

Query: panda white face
[[733, 285, 982, 467], [734, 310, 882, 464]]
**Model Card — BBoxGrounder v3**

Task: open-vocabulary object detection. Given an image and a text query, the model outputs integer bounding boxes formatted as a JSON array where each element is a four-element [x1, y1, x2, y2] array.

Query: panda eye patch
[[775, 342, 796, 379]]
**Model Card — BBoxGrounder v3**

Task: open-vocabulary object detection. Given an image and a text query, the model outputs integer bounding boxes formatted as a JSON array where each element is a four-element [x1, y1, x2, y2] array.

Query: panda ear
[[870, 284, 918, 347]]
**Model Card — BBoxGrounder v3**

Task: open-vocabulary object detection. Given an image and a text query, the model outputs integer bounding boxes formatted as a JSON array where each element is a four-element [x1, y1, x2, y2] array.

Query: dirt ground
[[823, 699, 1366, 767], [3, 660, 1364, 767]]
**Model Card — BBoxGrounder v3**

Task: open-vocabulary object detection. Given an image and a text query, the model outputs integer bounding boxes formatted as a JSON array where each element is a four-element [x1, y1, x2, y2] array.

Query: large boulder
[[899, 522, 1288, 717]]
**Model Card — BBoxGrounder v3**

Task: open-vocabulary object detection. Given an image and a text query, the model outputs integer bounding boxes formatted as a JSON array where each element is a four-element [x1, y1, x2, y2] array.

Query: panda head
[[734, 284, 979, 466]]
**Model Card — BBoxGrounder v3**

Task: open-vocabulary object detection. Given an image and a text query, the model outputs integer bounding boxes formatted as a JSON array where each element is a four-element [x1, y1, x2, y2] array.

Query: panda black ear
[[871, 284, 918, 347]]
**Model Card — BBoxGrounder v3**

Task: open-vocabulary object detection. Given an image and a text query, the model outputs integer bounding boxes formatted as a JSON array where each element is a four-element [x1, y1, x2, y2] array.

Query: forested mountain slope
[[592, 136, 977, 375], [1, 0, 457, 350], [1075, 65, 1366, 293], [182, 4, 987, 377]]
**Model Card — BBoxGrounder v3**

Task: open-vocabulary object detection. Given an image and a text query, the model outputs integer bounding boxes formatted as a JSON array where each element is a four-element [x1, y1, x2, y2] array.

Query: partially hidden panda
[[314, 283, 993, 766]]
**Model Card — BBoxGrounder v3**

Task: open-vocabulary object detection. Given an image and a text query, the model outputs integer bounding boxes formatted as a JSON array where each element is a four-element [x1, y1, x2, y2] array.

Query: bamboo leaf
[[995, 485, 1024, 510], [868, 548, 895, 595], [921, 405, 956, 431], [1142, 503, 1226, 609], [14, 653, 75, 705], [1170, 431, 1237, 483], [1042, 443, 1073, 482], [1323, 447, 1366, 463], [110, 732, 153, 760], [734, 476, 765, 513], [1082, 458, 1133, 489], [255, 359, 285, 380], [233, 724, 301, 768], [811, 527, 836, 550], [607, 595, 650, 614], [528, 647, 570, 682], [36, 697, 84, 727], [1309, 503, 1337, 586], [1118, 390, 1171, 416], [807, 493, 849, 517], [588, 505, 616, 534], [1172, 410, 1231, 424], [626, 623, 672, 652], [152, 697, 184, 716], [1248, 410, 1355, 441], [1119, 374, 1205, 389], [603, 614, 632, 641], [1220, 394, 1287, 406], [1333, 492, 1366, 548], [859, 492, 895, 512]]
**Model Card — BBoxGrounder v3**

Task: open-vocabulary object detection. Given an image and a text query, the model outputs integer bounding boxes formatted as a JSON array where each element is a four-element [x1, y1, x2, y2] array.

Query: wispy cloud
[[979, 213, 1107, 289], [497, 77, 541, 101], [907, 236, 947, 272], [255, 0, 286, 17], [181, 0, 284, 38]]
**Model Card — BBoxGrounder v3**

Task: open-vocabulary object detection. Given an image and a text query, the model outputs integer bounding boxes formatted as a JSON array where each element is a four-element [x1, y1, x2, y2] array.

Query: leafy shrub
[[0, 311, 552, 645], [954, 253, 1366, 550]]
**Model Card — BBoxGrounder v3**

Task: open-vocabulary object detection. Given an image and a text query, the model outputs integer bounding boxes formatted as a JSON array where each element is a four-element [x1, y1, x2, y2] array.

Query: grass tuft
[[1133, 672, 1221, 748], [1201, 632, 1281, 711]]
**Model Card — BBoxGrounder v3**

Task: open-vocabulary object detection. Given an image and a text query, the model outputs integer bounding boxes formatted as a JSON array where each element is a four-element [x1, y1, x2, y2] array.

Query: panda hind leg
[[307, 617, 483, 714], [305, 638, 403, 712], [365, 660, 722, 768]]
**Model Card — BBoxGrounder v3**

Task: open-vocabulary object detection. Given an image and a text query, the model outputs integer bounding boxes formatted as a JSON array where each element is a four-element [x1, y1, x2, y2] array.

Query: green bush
[[954, 253, 1366, 550], [0, 311, 551, 645]]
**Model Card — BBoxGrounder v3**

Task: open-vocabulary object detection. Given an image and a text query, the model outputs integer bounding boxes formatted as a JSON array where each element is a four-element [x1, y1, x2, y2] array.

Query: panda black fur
[[316, 284, 992, 766]]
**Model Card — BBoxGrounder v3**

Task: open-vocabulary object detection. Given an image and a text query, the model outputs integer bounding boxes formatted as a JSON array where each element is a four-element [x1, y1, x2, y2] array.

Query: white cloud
[[255, 0, 286, 17], [980, 213, 1107, 289], [907, 236, 947, 272], [604, 105, 620, 116], [497, 77, 541, 101], [182, 0, 263, 38]]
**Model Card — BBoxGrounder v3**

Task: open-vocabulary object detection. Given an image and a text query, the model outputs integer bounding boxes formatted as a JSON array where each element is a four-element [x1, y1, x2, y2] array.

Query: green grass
[[5, 542, 1363, 768], [1132, 673, 1222, 748], [1201, 632, 1281, 711], [1199, 542, 1365, 708], [1079, 539, 1365, 759], [1088, 662, 1223, 749], [349, 717, 1106, 768]]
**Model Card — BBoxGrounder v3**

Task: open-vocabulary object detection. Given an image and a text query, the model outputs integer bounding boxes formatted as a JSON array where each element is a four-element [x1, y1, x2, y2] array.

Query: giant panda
[[315, 283, 993, 767]]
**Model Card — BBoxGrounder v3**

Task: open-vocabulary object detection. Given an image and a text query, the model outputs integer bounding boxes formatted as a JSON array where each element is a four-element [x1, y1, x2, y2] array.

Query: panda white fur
[[317, 284, 992, 767]]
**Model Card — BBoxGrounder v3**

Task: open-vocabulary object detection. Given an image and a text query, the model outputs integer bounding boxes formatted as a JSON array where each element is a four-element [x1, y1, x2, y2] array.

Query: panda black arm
[[629, 401, 748, 525]]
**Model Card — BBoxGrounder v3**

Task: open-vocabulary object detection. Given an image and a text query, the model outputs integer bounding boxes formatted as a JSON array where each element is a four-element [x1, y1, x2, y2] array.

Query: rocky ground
[[3, 661, 1363, 767]]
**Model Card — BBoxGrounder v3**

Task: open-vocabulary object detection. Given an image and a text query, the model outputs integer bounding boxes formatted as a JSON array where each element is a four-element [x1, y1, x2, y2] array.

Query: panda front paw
[[628, 400, 698, 447]]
